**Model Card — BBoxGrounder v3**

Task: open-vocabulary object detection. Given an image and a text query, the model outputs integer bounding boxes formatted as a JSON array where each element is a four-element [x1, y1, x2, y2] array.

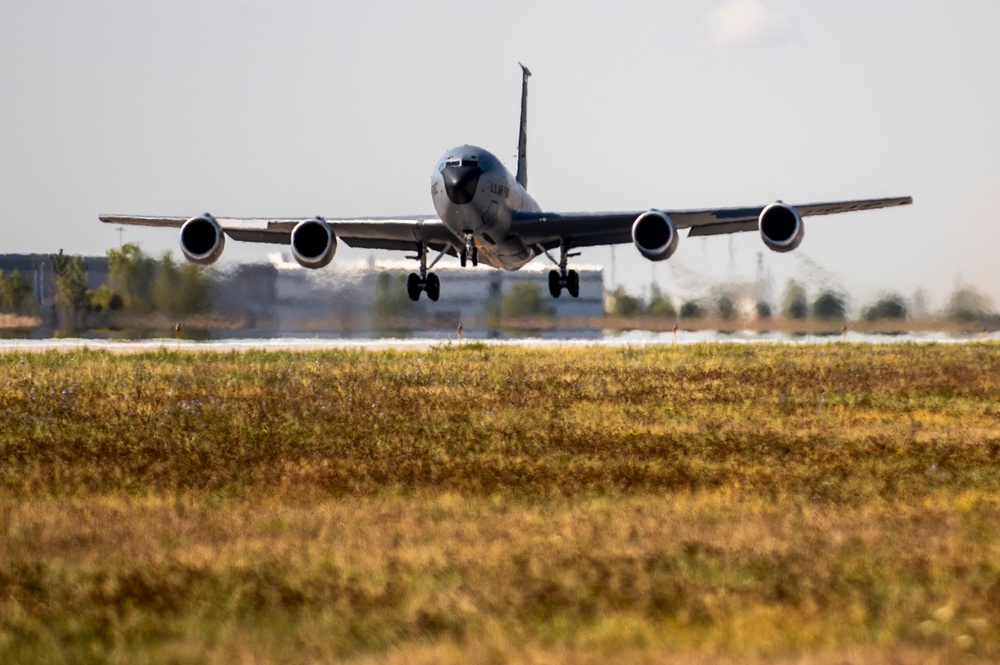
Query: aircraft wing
[[511, 196, 913, 251], [99, 214, 460, 254]]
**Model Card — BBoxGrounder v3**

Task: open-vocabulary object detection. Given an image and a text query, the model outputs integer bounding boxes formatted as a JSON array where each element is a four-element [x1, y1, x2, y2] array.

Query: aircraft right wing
[[510, 196, 913, 251]]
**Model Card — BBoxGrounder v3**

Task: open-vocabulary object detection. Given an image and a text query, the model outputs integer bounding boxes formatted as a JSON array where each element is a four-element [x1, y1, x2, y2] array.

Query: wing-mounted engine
[[291, 217, 337, 269], [180, 214, 226, 265], [632, 210, 679, 262], [759, 202, 804, 253]]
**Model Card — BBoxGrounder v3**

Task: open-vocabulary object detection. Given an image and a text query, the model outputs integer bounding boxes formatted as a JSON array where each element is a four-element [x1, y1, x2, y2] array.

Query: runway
[[1, 330, 996, 353]]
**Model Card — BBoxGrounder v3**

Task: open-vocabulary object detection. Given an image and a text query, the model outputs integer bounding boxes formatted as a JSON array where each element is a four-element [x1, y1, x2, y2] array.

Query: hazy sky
[[2, 1, 998, 312]]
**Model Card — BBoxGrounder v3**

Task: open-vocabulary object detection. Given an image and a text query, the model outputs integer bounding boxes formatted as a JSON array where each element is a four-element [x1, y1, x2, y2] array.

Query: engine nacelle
[[180, 214, 226, 265], [631, 210, 679, 262], [759, 202, 804, 253], [291, 217, 337, 269]]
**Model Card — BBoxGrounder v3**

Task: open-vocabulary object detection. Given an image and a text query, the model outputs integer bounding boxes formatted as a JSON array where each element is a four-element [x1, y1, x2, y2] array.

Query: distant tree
[[103, 246, 212, 316], [716, 295, 736, 320], [607, 286, 644, 318], [151, 252, 180, 313], [89, 284, 123, 313], [50, 250, 90, 326], [0, 269, 32, 312], [168, 261, 210, 314], [910, 288, 930, 319], [863, 293, 908, 321], [501, 282, 549, 319], [646, 283, 676, 318], [679, 300, 705, 319], [755, 301, 773, 319], [374, 270, 416, 322], [781, 280, 808, 320], [812, 290, 848, 321], [106, 243, 156, 310], [943, 286, 993, 322]]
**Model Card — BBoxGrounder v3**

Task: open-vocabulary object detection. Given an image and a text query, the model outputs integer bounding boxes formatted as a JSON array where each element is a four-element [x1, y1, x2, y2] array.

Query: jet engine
[[759, 202, 804, 253], [631, 210, 679, 262], [180, 214, 226, 265], [291, 217, 337, 269]]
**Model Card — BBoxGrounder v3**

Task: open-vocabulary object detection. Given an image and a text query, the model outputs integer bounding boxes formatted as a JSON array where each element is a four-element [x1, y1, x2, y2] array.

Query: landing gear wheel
[[407, 273, 422, 301], [548, 270, 562, 298], [460, 250, 467, 268], [426, 273, 441, 301], [567, 270, 580, 298], [471, 247, 479, 267]]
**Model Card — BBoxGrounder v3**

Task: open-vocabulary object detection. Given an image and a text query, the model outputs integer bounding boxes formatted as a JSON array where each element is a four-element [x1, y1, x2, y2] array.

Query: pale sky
[[2, 1, 998, 313]]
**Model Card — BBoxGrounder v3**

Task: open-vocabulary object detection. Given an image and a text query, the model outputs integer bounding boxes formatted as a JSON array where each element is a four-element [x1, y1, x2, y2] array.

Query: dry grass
[[0, 313, 41, 329], [1, 343, 999, 663]]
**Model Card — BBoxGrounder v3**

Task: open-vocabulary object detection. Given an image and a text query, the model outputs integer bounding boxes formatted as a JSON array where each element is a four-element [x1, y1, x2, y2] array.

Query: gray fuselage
[[431, 145, 541, 270]]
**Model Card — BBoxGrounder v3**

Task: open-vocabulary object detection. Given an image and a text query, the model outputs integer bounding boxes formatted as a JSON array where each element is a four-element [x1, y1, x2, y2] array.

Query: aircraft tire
[[548, 270, 561, 298], [407, 273, 422, 301], [567, 270, 580, 298], [426, 273, 441, 301]]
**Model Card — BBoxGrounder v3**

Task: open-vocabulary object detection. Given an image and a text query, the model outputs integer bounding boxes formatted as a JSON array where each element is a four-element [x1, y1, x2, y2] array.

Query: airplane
[[101, 64, 911, 302]]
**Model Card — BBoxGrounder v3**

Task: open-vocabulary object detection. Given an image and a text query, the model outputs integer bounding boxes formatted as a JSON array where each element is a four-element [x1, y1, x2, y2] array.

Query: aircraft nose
[[442, 165, 483, 205]]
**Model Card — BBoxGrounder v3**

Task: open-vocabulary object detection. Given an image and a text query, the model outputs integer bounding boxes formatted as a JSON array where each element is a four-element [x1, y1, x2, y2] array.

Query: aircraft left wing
[[511, 196, 912, 250], [99, 214, 460, 254]]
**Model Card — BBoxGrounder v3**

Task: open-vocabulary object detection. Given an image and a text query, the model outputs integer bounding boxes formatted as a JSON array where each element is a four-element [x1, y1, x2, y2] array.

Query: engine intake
[[180, 214, 225, 265], [759, 202, 804, 253], [632, 210, 679, 262], [291, 217, 337, 269]]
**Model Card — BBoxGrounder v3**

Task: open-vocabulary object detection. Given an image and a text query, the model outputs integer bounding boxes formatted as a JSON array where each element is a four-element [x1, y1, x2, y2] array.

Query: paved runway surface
[[1, 330, 996, 353]]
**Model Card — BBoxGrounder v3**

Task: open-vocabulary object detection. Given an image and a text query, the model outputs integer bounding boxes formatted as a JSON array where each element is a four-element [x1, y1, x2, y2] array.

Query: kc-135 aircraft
[[101, 64, 911, 302]]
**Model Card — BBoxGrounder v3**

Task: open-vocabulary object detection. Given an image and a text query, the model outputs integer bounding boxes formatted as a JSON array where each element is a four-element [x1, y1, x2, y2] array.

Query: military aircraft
[[101, 64, 911, 302]]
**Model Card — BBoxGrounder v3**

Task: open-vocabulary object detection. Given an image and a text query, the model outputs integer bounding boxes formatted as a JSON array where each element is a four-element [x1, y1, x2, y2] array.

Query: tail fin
[[516, 63, 531, 189]]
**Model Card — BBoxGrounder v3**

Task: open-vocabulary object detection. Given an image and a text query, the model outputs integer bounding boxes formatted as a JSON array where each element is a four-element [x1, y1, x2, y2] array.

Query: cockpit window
[[439, 157, 486, 171]]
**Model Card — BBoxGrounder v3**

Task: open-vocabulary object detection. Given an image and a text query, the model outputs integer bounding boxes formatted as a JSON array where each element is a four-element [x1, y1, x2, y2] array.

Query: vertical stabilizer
[[516, 63, 531, 189]]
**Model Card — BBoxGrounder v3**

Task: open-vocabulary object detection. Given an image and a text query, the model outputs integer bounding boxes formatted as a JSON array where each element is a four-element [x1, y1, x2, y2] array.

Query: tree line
[[0, 248, 994, 327], [0, 245, 213, 327], [606, 279, 996, 323]]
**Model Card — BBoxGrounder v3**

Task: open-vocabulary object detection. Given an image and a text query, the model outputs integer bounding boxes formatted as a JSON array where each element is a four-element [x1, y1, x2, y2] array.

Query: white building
[[240, 254, 605, 337]]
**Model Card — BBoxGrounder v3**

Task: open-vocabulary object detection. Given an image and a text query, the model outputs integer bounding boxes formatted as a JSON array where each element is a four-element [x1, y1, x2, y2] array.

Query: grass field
[[2, 343, 999, 663]]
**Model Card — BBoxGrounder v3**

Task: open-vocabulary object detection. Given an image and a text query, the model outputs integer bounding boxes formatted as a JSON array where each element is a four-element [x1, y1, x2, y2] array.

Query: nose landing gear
[[460, 233, 479, 268]]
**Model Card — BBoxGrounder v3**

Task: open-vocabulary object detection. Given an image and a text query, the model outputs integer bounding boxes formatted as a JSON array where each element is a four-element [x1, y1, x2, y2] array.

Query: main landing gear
[[406, 241, 446, 301], [545, 241, 581, 298]]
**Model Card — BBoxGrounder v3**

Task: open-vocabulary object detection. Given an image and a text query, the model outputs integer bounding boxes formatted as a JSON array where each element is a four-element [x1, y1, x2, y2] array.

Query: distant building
[[0, 251, 604, 337], [0, 254, 109, 324], [214, 254, 605, 337]]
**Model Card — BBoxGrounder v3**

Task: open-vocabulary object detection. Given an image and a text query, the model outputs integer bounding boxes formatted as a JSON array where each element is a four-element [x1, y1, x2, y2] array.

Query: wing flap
[[687, 220, 759, 237]]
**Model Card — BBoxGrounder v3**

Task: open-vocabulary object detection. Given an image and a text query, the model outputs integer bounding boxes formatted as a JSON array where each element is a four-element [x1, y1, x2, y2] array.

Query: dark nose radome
[[442, 165, 483, 205]]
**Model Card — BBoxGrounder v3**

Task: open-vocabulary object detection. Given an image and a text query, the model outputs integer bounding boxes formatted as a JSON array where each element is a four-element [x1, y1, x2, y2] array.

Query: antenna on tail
[[516, 63, 531, 189]]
